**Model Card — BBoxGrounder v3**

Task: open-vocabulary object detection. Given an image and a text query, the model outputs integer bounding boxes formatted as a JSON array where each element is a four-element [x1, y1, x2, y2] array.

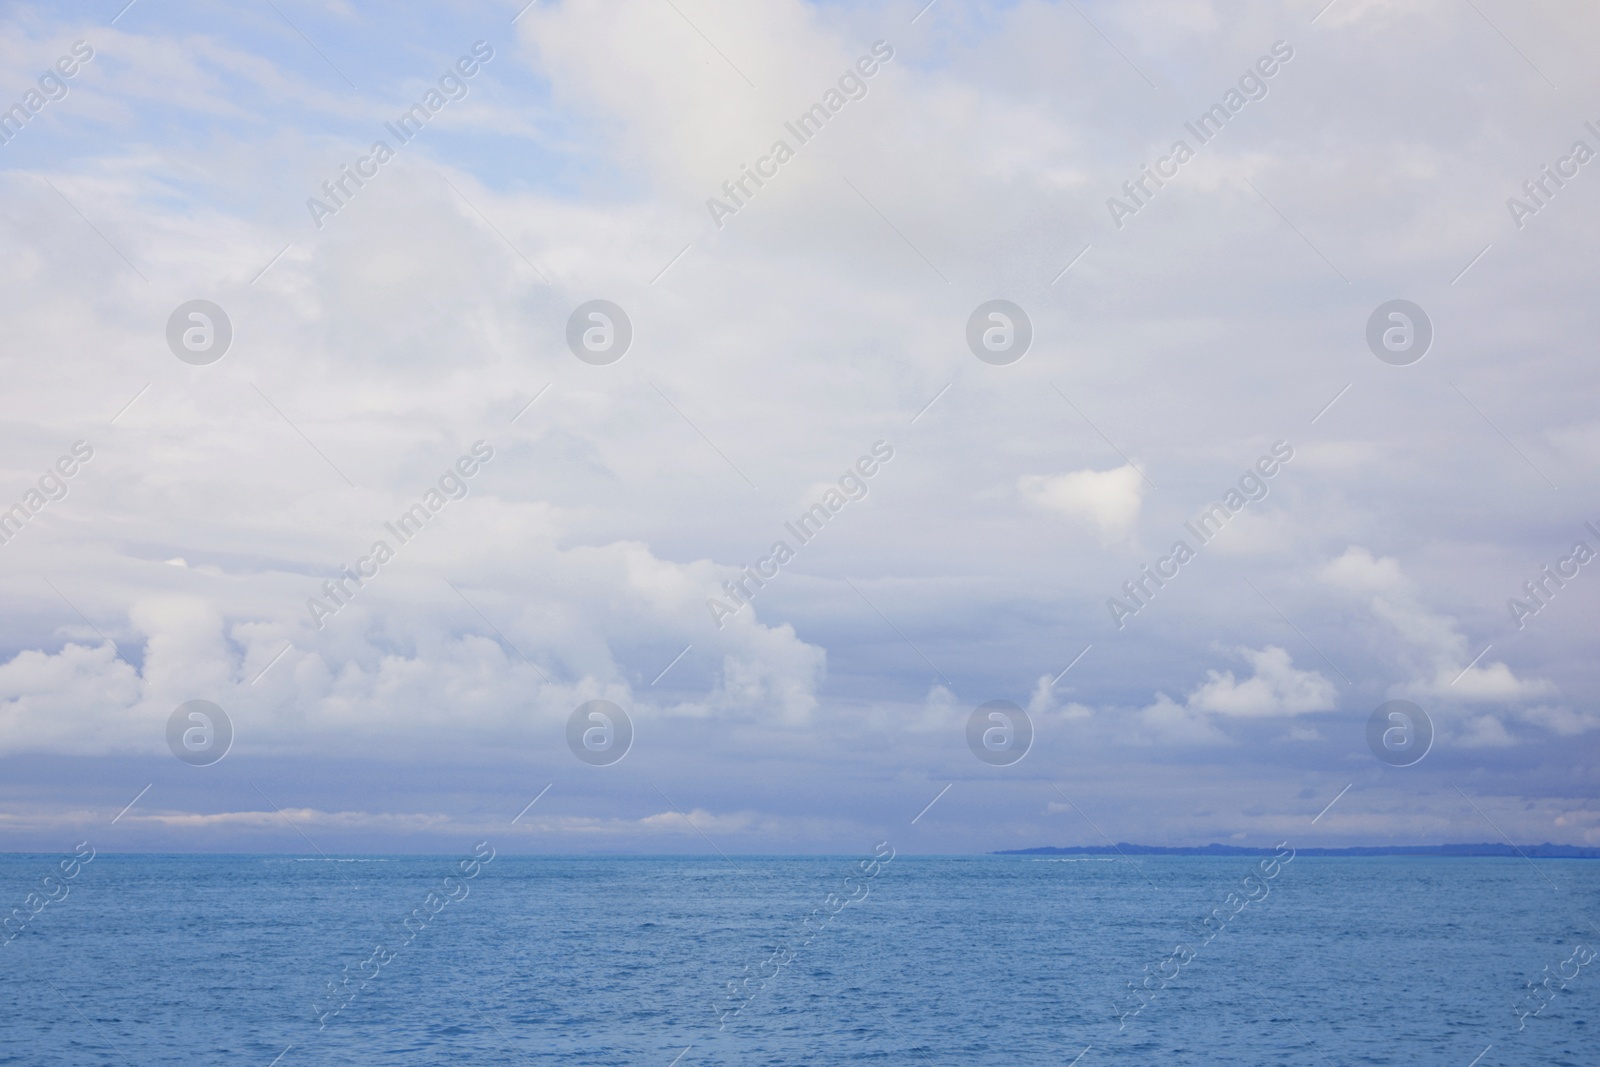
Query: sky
[[0, 0, 1596, 854]]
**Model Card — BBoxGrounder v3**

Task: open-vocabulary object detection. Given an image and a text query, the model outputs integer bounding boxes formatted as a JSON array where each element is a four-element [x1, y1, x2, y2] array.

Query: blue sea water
[[1, 852, 1596, 1066]]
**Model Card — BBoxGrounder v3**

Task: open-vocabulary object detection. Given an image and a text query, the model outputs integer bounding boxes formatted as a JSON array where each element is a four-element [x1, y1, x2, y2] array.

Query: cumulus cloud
[[1516, 704, 1600, 737], [1018, 465, 1144, 542], [1319, 547, 1554, 703], [1139, 693, 1233, 745], [1026, 672, 1092, 720], [0, 525, 828, 757], [913, 684, 961, 733], [1130, 646, 1336, 743], [0, 641, 141, 754], [1456, 715, 1516, 748], [1186, 646, 1338, 718]]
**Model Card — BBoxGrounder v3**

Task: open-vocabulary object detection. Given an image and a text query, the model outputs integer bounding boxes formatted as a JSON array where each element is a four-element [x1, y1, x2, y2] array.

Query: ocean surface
[[2, 852, 1596, 1066]]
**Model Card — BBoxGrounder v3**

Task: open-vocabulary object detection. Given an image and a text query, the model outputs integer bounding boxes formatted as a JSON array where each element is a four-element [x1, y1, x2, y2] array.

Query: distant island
[[995, 842, 1600, 858]]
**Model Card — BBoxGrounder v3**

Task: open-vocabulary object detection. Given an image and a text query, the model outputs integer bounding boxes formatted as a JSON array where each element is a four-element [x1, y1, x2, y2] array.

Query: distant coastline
[[995, 842, 1600, 858]]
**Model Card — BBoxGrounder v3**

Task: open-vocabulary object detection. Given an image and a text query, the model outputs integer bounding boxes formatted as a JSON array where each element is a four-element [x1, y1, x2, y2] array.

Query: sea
[[1, 853, 1596, 1065]]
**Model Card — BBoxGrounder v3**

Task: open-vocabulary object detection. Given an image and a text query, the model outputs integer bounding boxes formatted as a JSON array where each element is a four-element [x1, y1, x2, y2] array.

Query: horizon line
[[2, 841, 1597, 858]]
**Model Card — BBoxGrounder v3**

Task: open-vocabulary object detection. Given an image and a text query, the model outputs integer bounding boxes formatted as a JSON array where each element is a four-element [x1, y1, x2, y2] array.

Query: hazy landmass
[[995, 843, 1600, 858]]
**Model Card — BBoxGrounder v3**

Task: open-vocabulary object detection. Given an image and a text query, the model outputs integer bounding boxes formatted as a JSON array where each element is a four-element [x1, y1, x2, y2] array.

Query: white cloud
[[1186, 646, 1338, 718], [913, 683, 960, 733], [1138, 693, 1232, 745], [1517, 704, 1600, 736], [124, 808, 451, 830], [0, 641, 141, 755], [0, 524, 829, 757], [638, 808, 760, 834], [1456, 715, 1516, 748], [1128, 646, 1334, 743], [1320, 547, 1554, 704], [1017, 465, 1144, 542], [1026, 672, 1092, 721]]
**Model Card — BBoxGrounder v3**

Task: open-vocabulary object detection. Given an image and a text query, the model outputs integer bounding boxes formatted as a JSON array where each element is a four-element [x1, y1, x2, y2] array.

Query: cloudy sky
[[0, 0, 1596, 854]]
